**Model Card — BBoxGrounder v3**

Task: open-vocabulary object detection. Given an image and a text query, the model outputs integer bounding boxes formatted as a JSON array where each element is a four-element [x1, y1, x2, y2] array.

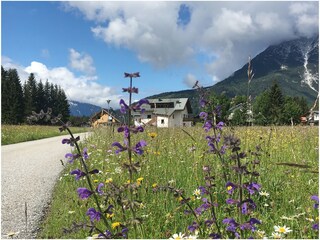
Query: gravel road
[[1, 132, 91, 239]]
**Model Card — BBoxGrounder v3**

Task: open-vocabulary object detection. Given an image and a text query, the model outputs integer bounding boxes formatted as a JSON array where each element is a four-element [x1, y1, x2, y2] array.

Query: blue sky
[[2, 1, 319, 108]]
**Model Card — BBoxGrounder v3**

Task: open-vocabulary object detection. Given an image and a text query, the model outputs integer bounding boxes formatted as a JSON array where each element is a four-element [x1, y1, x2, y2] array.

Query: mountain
[[147, 36, 319, 114], [69, 100, 102, 117]]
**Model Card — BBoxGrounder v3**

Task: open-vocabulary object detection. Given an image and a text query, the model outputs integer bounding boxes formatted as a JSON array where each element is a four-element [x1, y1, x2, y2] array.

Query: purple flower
[[131, 126, 144, 134], [86, 208, 101, 222], [98, 230, 112, 239], [312, 223, 319, 231], [62, 136, 80, 146], [220, 144, 227, 154], [203, 121, 213, 132], [96, 183, 104, 195], [240, 218, 261, 232], [132, 99, 150, 112], [77, 187, 93, 199], [214, 105, 222, 117], [118, 126, 130, 138], [245, 182, 261, 195], [122, 87, 139, 94], [223, 218, 240, 238], [65, 153, 80, 163], [83, 148, 89, 160], [111, 141, 127, 154], [226, 181, 237, 194], [132, 140, 147, 155], [240, 199, 257, 215], [311, 195, 319, 209], [199, 112, 208, 119], [209, 233, 221, 239], [188, 221, 199, 232], [119, 99, 129, 114], [199, 186, 209, 195], [200, 98, 208, 108], [70, 169, 86, 180], [215, 121, 224, 130]]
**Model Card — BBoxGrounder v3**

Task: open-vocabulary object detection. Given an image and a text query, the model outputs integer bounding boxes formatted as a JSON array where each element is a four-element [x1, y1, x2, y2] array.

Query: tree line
[[1, 66, 70, 124], [208, 81, 311, 126]]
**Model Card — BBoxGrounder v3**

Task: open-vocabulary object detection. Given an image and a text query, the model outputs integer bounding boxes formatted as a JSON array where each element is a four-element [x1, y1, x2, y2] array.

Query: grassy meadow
[[1, 124, 90, 145], [37, 125, 319, 239]]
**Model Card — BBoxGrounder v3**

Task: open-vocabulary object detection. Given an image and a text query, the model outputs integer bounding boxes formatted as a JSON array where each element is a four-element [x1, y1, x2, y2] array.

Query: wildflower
[[96, 183, 104, 195], [77, 188, 93, 199], [86, 208, 101, 222], [122, 87, 138, 93], [188, 221, 199, 232], [68, 211, 75, 214], [117, 126, 130, 138], [105, 178, 113, 183], [305, 217, 314, 222], [274, 225, 292, 234], [111, 141, 128, 154], [226, 181, 237, 194], [133, 140, 147, 155], [215, 121, 224, 130], [119, 99, 129, 114], [111, 222, 121, 229], [131, 99, 150, 112], [169, 232, 185, 240], [93, 179, 98, 183], [226, 198, 240, 205], [311, 195, 319, 209], [256, 229, 266, 238], [62, 136, 80, 146], [271, 232, 282, 239], [137, 177, 143, 186], [203, 121, 213, 132], [83, 147, 89, 160], [245, 182, 261, 195], [106, 213, 114, 218], [65, 153, 80, 163], [152, 183, 158, 188], [148, 132, 158, 138], [70, 169, 86, 180], [259, 191, 270, 197], [193, 188, 201, 199], [199, 111, 208, 119], [312, 223, 319, 231]]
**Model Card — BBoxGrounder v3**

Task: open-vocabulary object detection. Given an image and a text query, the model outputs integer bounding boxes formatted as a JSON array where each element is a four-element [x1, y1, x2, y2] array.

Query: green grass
[[38, 126, 319, 239], [1, 124, 91, 145]]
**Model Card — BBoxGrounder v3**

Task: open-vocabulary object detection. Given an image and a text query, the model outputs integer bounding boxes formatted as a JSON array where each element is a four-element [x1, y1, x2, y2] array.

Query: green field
[[38, 125, 319, 239], [1, 125, 90, 145]]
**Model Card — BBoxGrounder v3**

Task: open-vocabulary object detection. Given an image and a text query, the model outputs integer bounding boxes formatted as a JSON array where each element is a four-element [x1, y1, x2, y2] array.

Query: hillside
[[148, 36, 319, 114], [69, 100, 102, 117]]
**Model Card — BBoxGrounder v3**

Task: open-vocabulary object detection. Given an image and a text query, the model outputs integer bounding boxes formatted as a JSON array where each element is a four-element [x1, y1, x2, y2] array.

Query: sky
[[1, 1, 319, 109]]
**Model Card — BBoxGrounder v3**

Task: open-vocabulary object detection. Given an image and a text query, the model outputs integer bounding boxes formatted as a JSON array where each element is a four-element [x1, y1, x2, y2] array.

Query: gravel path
[[1, 132, 91, 239]]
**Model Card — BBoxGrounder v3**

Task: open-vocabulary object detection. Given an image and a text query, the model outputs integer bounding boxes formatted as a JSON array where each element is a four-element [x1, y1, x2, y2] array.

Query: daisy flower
[[169, 232, 185, 240], [259, 191, 270, 197], [193, 188, 201, 199], [274, 225, 292, 234], [271, 232, 282, 239]]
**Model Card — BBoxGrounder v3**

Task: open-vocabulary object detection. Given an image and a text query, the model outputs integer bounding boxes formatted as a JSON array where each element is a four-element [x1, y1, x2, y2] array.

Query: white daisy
[[169, 232, 185, 240], [274, 225, 292, 234], [259, 191, 270, 197]]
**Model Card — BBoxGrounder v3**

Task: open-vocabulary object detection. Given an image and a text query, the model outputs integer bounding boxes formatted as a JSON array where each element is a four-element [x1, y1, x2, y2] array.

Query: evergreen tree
[[56, 86, 70, 122], [1, 67, 24, 124], [268, 81, 284, 125], [253, 90, 271, 125], [24, 73, 38, 118]]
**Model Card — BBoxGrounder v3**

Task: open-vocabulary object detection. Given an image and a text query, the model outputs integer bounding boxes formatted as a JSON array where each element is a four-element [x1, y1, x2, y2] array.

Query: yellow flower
[[126, 180, 131, 184], [227, 186, 232, 191], [105, 178, 113, 184], [177, 196, 183, 202], [137, 177, 144, 182], [93, 179, 99, 183], [152, 183, 158, 188], [111, 222, 121, 229], [148, 132, 158, 138], [106, 213, 114, 218]]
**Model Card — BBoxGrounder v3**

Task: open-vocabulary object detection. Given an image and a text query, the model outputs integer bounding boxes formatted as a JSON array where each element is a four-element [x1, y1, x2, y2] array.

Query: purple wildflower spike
[[77, 187, 93, 199], [70, 169, 86, 180], [96, 183, 104, 195], [86, 208, 101, 222]]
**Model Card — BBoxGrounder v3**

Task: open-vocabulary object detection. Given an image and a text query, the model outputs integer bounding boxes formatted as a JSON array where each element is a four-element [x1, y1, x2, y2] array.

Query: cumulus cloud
[[2, 56, 122, 108], [63, 1, 319, 83], [183, 73, 197, 88], [69, 48, 96, 75]]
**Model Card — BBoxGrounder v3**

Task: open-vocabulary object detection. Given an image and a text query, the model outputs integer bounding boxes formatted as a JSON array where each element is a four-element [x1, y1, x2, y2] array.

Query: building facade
[[132, 98, 193, 127]]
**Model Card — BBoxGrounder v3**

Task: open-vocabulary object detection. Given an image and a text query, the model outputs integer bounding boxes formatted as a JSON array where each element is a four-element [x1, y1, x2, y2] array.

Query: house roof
[[90, 109, 121, 123], [133, 98, 192, 116]]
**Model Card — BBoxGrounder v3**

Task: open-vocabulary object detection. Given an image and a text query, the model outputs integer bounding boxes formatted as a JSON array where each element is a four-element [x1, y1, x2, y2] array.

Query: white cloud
[[183, 73, 197, 88], [62, 2, 319, 81], [69, 48, 96, 75], [2, 56, 122, 108]]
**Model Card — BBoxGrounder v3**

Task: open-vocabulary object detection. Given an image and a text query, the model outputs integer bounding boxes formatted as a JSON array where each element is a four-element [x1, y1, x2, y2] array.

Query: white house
[[132, 98, 193, 127]]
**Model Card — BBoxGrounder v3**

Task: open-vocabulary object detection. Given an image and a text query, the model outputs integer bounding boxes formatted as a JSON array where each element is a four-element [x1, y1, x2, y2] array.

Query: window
[[147, 115, 151, 119], [161, 119, 165, 124]]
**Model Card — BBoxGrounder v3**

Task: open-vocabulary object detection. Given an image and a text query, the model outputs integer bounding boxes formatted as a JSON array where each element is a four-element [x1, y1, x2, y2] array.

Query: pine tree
[[1, 67, 24, 124], [268, 81, 284, 125], [24, 73, 38, 118]]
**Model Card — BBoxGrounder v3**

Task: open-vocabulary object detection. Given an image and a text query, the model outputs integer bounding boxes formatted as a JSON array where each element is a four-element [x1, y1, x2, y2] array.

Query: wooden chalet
[[90, 109, 121, 128]]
